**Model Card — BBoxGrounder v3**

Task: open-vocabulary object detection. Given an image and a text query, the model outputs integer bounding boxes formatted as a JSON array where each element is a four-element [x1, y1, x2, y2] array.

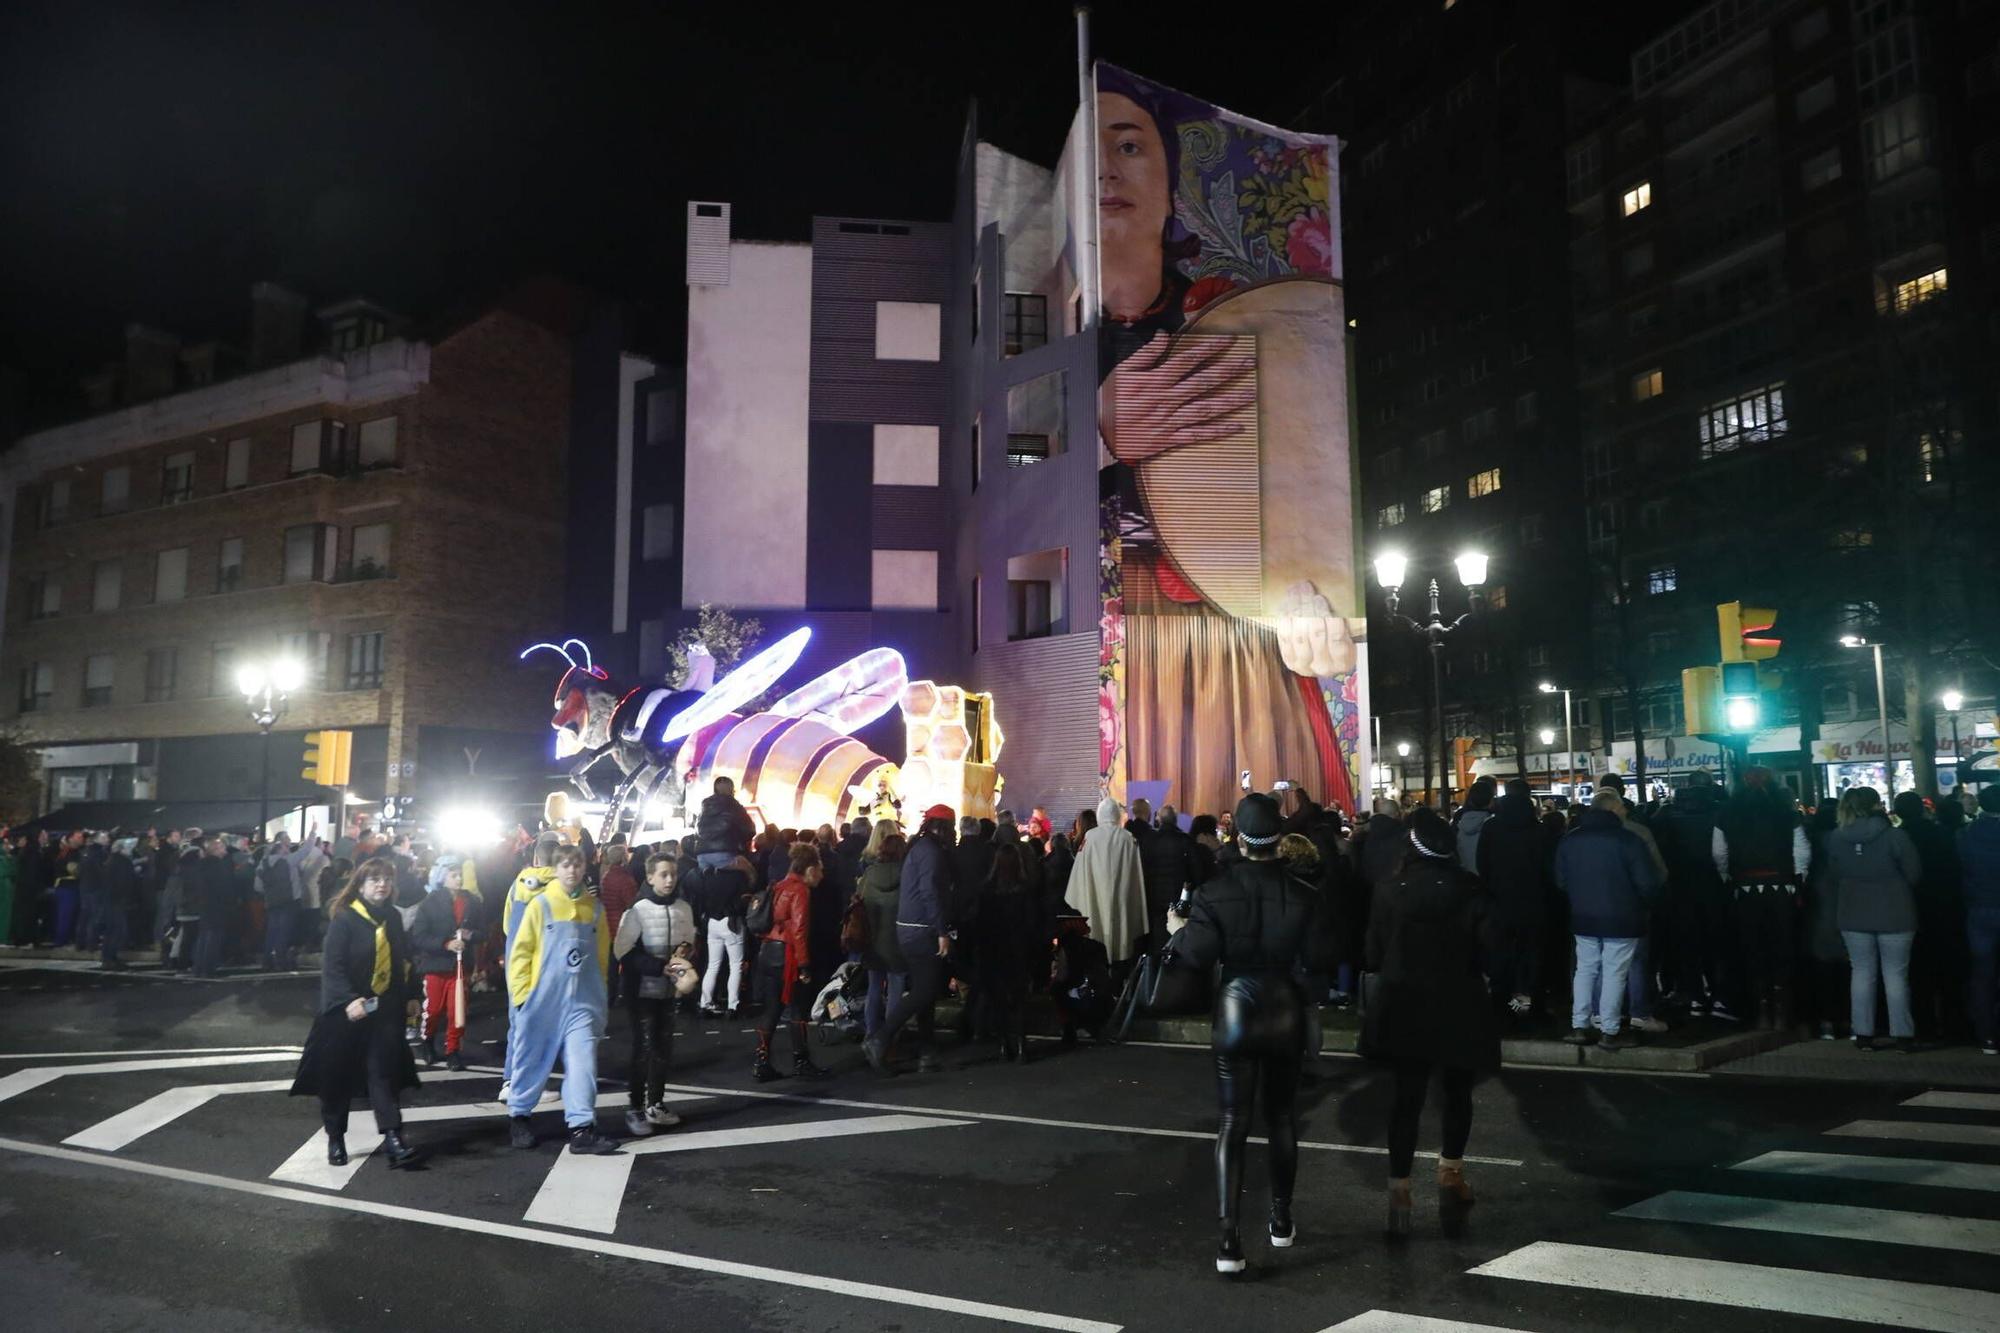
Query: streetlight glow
[[1538, 681, 1557, 694], [270, 658, 306, 694], [1539, 728, 1556, 745], [1839, 634, 1865, 648], [1373, 551, 1409, 593], [1396, 741, 1411, 757], [1453, 551, 1488, 588], [1942, 689, 1964, 712], [235, 664, 267, 698]]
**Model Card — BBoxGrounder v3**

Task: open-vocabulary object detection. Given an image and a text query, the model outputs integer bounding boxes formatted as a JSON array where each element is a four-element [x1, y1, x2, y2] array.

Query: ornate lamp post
[[238, 656, 306, 838], [1374, 550, 1487, 809]]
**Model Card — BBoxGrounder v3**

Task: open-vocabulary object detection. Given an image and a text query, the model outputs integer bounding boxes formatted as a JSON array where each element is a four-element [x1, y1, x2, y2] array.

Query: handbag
[[742, 883, 775, 936], [838, 892, 868, 955], [637, 972, 673, 1001], [1113, 928, 1211, 1038]]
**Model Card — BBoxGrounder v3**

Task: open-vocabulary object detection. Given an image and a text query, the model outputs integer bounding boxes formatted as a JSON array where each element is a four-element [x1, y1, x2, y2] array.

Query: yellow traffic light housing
[[302, 730, 353, 786], [1717, 601, 1780, 663], [1682, 666, 1721, 736]]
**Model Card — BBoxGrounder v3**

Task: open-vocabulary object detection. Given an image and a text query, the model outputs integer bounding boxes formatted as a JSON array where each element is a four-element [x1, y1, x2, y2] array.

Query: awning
[[12, 798, 301, 837]]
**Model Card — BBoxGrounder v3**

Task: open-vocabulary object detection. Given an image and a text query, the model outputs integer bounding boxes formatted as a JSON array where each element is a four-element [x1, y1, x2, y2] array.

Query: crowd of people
[[7, 763, 1996, 1274]]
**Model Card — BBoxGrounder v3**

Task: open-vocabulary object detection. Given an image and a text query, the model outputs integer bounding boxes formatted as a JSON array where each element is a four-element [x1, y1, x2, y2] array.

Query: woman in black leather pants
[[1173, 793, 1335, 1275]]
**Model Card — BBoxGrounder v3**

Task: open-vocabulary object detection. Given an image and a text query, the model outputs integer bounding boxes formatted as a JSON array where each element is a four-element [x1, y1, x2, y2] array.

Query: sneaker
[[566, 1124, 620, 1156], [645, 1103, 683, 1129], [1216, 1225, 1246, 1275], [1268, 1206, 1295, 1249], [444, 1051, 466, 1072], [1630, 1016, 1669, 1035], [508, 1116, 535, 1150], [1561, 1027, 1596, 1046], [1596, 1030, 1630, 1051], [623, 1108, 655, 1138], [1983, 1041, 1998, 1057], [1818, 1021, 1836, 1041], [700, 1005, 722, 1018], [1708, 1002, 1743, 1023], [861, 1037, 889, 1073], [1686, 996, 1710, 1018]]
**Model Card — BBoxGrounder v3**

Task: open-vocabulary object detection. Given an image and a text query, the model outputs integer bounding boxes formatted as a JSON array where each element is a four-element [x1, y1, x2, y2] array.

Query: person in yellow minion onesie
[[504, 844, 617, 1154]]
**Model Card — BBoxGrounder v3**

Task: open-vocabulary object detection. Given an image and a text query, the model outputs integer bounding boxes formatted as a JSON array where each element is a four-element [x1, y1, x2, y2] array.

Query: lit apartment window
[[144, 648, 178, 703], [345, 632, 386, 690], [92, 559, 122, 612], [282, 632, 330, 686], [1631, 368, 1664, 401], [83, 653, 115, 707], [1467, 468, 1502, 498], [1420, 485, 1451, 514], [1486, 584, 1508, 610], [1621, 181, 1652, 216], [1892, 267, 1947, 313], [1377, 502, 1406, 528], [1647, 565, 1678, 595], [18, 662, 55, 713], [1699, 383, 1787, 458], [161, 451, 195, 505]]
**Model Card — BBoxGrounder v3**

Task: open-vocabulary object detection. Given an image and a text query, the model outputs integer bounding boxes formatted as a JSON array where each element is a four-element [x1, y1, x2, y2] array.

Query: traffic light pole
[[1869, 641, 1890, 781]]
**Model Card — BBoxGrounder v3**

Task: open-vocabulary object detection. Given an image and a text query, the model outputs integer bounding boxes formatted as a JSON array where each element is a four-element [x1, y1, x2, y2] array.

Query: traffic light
[[302, 730, 352, 786], [1682, 666, 1721, 736], [1717, 601, 1780, 663], [1720, 661, 1761, 733]]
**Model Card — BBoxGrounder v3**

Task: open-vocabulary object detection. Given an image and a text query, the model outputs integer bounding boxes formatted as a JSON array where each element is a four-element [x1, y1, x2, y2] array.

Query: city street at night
[[4, 961, 1998, 1332]]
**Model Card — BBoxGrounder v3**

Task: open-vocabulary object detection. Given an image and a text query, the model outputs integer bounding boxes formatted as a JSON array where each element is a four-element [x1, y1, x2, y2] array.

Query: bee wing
[[660, 627, 814, 743], [769, 647, 909, 735]]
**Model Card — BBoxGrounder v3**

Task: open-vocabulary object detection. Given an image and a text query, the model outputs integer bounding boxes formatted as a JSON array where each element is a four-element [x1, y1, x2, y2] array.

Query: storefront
[[1602, 727, 1803, 803], [1812, 718, 1998, 798]]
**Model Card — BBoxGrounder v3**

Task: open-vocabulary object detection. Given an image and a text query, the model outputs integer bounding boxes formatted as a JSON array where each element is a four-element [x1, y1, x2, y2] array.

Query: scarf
[[350, 898, 392, 996]]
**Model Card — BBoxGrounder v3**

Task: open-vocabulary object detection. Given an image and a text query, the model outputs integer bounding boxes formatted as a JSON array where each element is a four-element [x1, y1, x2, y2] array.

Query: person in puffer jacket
[[1959, 784, 2000, 1054], [1824, 786, 1921, 1051], [409, 853, 483, 1069], [1554, 790, 1663, 1050]]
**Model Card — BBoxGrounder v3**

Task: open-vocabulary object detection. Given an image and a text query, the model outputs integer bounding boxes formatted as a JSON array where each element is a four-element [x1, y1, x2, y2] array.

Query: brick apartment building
[[0, 284, 575, 825]]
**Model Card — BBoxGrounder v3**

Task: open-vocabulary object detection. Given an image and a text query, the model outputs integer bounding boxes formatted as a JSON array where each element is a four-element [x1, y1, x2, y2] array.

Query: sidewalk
[[1710, 1035, 2000, 1086]]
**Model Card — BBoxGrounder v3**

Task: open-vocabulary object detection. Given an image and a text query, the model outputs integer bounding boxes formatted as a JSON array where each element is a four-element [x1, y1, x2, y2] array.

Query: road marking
[[1021, 1034, 1714, 1077], [652, 1081, 1526, 1168], [268, 1090, 673, 1190], [1828, 1119, 2000, 1148], [1733, 1150, 2000, 1192], [0, 1046, 302, 1060], [1617, 1190, 2000, 1256], [62, 1069, 494, 1152], [524, 1112, 972, 1234], [0, 1052, 302, 1105], [1318, 1313, 1534, 1333], [0, 1135, 1121, 1332], [1904, 1091, 2000, 1113], [1471, 1240, 1995, 1331]]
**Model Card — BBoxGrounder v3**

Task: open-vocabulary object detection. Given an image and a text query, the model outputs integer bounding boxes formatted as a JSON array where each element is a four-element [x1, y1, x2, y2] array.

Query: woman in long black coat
[[290, 858, 420, 1168], [1361, 807, 1502, 1237]]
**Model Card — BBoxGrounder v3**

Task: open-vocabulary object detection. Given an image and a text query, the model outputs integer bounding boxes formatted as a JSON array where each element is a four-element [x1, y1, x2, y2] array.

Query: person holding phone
[[290, 858, 420, 1168]]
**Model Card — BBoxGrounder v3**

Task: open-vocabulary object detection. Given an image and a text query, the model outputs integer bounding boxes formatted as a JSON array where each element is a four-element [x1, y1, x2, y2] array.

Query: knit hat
[[427, 852, 466, 892], [1407, 807, 1455, 860], [1233, 793, 1283, 849], [923, 803, 955, 823]]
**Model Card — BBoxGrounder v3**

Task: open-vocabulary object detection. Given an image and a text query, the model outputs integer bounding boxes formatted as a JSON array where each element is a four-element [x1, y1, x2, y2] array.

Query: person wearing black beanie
[[1171, 792, 1337, 1275]]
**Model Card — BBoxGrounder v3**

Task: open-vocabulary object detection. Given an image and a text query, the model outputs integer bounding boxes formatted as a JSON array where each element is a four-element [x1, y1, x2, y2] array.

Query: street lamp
[[1539, 681, 1575, 795], [1538, 727, 1556, 784], [239, 656, 306, 838], [1942, 688, 1964, 792], [1840, 635, 1891, 783], [1375, 549, 1486, 809]]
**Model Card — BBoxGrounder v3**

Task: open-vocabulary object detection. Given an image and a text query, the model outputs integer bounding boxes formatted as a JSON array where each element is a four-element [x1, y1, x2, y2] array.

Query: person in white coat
[[1064, 797, 1149, 968], [614, 852, 697, 1136]]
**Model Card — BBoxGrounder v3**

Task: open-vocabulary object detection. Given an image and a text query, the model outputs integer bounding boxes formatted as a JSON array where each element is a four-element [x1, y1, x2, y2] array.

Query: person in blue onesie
[[496, 844, 562, 1102], [505, 846, 618, 1154]]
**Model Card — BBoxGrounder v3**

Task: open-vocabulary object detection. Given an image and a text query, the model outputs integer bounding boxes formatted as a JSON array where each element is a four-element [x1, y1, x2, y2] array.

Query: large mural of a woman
[[1093, 64, 1364, 818]]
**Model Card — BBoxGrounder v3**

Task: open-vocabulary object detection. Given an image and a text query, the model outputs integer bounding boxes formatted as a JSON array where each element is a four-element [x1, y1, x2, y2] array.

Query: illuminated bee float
[[521, 632, 912, 843]]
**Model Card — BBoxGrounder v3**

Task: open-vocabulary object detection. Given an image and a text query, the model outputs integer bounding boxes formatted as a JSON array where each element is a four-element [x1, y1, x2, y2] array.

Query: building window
[[1801, 146, 1843, 190], [92, 559, 122, 612], [641, 505, 675, 561], [1795, 77, 1835, 121], [282, 631, 331, 687], [209, 643, 236, 697], [1512, 340, 1532, 365], [290, 421, 325, 474], [1513, 392, 1539, 426], [1631, 368, 1664, 401], [1371, 447, 1402, 479], [153, 548, 189, 603], [1640, 498, 1669, 531], [1377, 502, 1406, 528], [144, 648, 178, 702], [872, 550, 938, 609], [1647, 565, 1678, 595], [1416, 429, 1448, 461], [1006, 548, 1067, 641], [225, 438, 251, 489], [18, 662, 55, 713], [349, 523, 391, 579], [1525, 644, 1549, 667], [1006, 371, 1065, 465], [873, 424, 940, 486], [1002, 293, 1048, 355], [1461, 408, 1497, 442], [41, 478, 72, 526], [874, 301, 942, 361], [1375, 403, 1400, 426], [1420, 485, 1451, 514], [1521, 514, 1545, 546], [1629, 305, 1658, 335], [1862, 96, 1928, 182], [1467, 468, 1502, 498], [283, 524, 331, 584], [1699, 382, 1787, 457], [1413, 325, 1440, 353], [1622, 242, 1655, 278], [344, 632, 386, 690], [1792, 6, 1829, 49], [1007, 434, 1051, 467], [1420, 376, 1446, 402], [1566, 140, 1601, 207], [1585, 439, 1616, 480], [161, 451, 196, 505], [357, 416, 398, 468], [27, 575, 60, 620], [1459, 356, 1490, 387], [217, 538, 244, 593], [1486, 584, 1508, 611], [1621, 181, 1652, 216], [1891, 267, 1947, 313], [100, 465, 131, 514], [1854, 3, 1919, 109], [1916, 433, 1945, 484], [83, 653, 115, 707]]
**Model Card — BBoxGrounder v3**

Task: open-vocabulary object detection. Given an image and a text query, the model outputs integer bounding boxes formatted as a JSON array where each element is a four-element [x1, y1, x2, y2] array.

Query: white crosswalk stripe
[[1904, 1091, 2000, 1113], [1731, 1149, 2000, 1192], [1616, 1190, 2000, 1256], [1828, 1119, 2000, 1148], [63, 1068, 494, 1152], [1317, 1313, 1534, 1332], [1471, 1241, 1995, 1331], [0, 1052, 301, 1105]]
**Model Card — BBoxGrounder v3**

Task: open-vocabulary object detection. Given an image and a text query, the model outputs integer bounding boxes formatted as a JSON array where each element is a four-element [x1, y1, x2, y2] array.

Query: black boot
[[1269, 1199, 1295, 1248], [325, 1133, 347, 1166], [508, 1116, 536, 1150], [444, 1049, 466, 1072], [421, 1034, 440, 1066], [752, 1033, 785, 1082], [790, 1022, 831, 1080], [383, 1129, 417, 1169]]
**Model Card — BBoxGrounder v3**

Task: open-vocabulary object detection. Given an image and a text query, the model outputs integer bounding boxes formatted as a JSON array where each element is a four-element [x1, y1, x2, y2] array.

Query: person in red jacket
[[753, 842, 829, 1082], [598, 843, 639, 1004]]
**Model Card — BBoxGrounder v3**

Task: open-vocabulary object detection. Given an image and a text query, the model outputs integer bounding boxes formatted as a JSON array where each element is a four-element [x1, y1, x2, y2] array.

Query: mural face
[[1092, 64, 1366, 819]]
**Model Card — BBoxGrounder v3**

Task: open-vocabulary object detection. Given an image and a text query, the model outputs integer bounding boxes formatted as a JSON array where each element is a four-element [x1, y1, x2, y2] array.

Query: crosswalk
[[1338, 1085, 2000, 1332]]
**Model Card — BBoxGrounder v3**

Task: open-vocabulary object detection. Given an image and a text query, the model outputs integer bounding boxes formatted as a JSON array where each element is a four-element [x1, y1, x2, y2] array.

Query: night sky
[[0, 1, 1696, 423]]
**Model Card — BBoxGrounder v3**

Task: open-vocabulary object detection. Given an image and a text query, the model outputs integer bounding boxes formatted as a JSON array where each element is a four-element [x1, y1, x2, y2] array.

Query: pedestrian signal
[[1717, 602, 1780, 663]]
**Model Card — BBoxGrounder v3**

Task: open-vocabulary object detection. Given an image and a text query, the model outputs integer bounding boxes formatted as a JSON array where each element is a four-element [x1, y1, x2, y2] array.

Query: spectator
[[597, 844, 640, 997], [1827, 786, 1921, 1053], [99, 835, 141, 970], [614, 852, 695, 1134], [1652, 772, 1732, 1018], [1799, 804, 1847, 1039], [835, 818, 870, 886], [1958, 784, 2000, 1056], [1064, 798, 1148, 969], [864, 805, 958, 1074], [1453, 780, 1496, 873], [1139, 803, 1201, 950], [752, 842, 828, 1082], [1712, 767, 1811, 1028], [695, 776, 755, 871], [1894, 790, 1966, 1041], [1556, 789, 1664, 1050], [1476, 780, 1554, 1020], [976, 841, 1040, 1064], [188, 834, 236, 977], [857, 823, 909, 1048], [410, 853, 482, 1070]]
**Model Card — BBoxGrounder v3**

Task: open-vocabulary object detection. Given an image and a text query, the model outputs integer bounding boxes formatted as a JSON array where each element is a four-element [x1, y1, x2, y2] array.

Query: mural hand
[[1107, 332, 1256, 463], [1276, 581, 1356, 678]]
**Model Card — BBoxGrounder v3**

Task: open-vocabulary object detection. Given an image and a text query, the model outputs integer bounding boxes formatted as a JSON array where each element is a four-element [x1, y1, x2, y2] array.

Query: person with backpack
[[751, 842, 829, 1082], [696, 852, 756, 1018]]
